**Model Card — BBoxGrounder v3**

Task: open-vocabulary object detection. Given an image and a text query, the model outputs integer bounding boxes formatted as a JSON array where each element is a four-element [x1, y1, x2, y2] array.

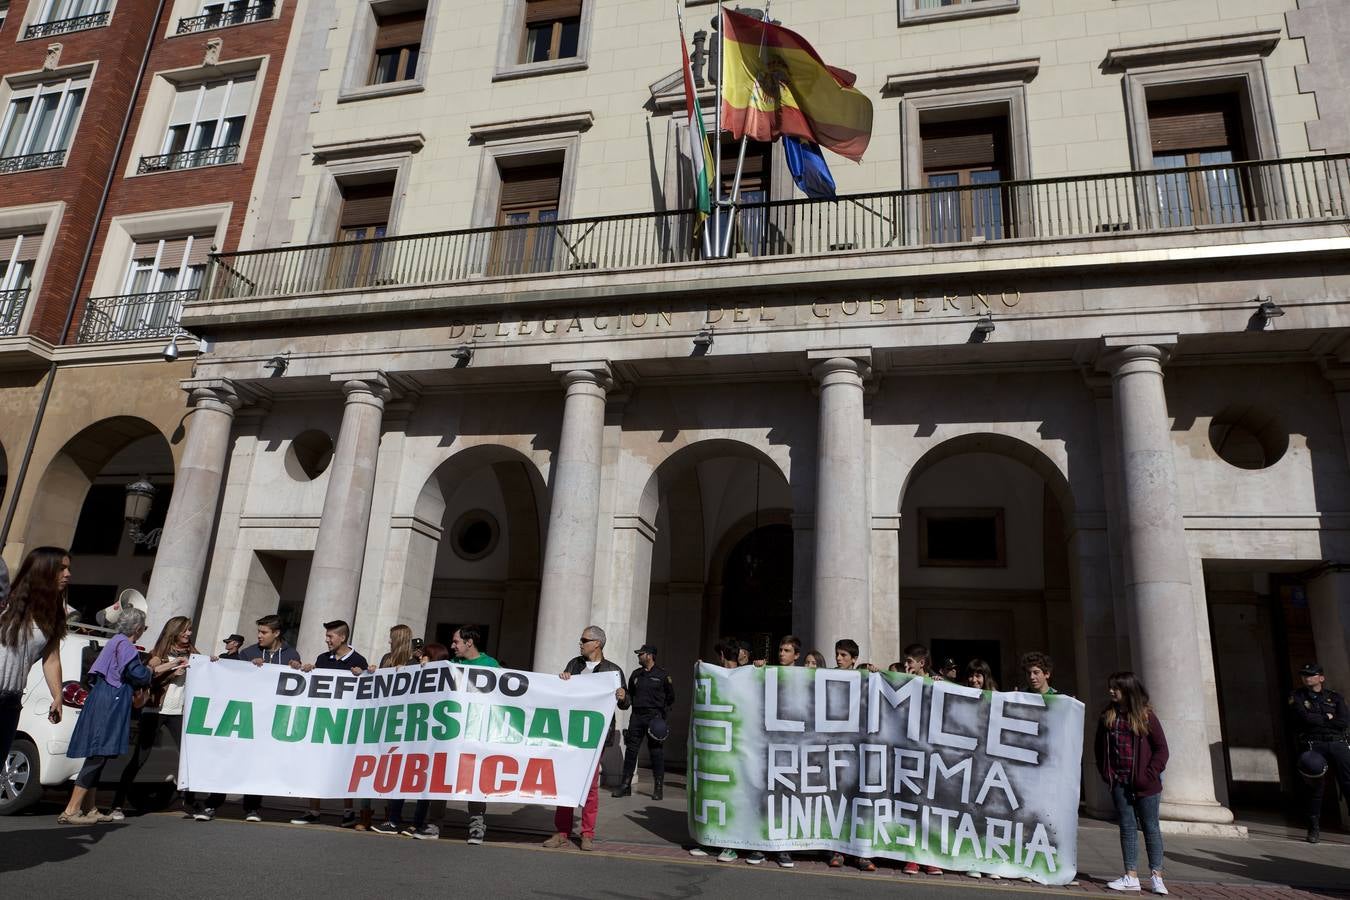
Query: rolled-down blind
[[186, 234, 214, 266], [499, 165, 562, 208], [921, 117, 1003, 171], [525, 0, 582, 24], [340, 182, 395, 228], [0, 233, 41, 262], [374, 11, 426, 49], [1148, 94, 1242, 154], [131, 232, 215, 266]]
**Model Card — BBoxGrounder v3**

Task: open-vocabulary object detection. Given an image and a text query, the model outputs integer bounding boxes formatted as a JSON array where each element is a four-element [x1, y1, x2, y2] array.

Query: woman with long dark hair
[[965, 658, 999, 692], [59, 606, 153, 824], [1094, 671, 1170, 895], [0, 547, 70, 772]]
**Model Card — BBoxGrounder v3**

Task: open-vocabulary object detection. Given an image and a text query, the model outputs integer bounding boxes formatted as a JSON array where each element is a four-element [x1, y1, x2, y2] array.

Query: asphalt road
[[0, 802, 1068, 900]]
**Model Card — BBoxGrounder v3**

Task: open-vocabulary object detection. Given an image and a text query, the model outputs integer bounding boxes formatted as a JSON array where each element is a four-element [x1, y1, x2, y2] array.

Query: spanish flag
[[719, 9, 873, 162]]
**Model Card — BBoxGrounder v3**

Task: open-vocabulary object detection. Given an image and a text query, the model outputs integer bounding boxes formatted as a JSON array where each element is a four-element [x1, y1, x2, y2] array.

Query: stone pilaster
[[145, 379, 243, 637], [297, 372, 390, 661], [534, 361, 612, 674], [809, 350, 871, 654], [1102, 336, 1233, 825]]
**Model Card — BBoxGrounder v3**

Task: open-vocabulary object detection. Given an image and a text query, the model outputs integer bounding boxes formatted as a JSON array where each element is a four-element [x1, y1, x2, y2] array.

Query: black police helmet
[[1297, 750, 1329, 780], [647, 717, 669, 743]]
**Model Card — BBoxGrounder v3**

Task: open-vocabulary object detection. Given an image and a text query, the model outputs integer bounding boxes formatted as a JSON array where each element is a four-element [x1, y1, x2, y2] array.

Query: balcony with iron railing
[[0, 150, 67, 175], [76, 289, 193, 343], [200, 154, 1350, 307], [24, 10, 111, 39], [177, 1, 275, 34], [137, 143, 240, 174], [1, 288, 30, 337]]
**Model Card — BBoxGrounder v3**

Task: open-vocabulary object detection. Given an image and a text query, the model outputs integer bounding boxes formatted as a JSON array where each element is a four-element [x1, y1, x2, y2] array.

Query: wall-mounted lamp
[[452, 343, 474, 365], [263, 353, 289, 376], [123, 479, 161, 548], [970, 316, 996, 343], [1257, 296, 1284, 321], [161, 328, 202, 362], [692, 328, 714, 354]]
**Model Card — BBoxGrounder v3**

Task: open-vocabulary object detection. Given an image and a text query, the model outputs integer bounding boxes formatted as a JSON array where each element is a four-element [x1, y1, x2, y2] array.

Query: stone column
[[534, 362, 611, 674], [1103, 337, 1233, 825], [296, 373, 390, 661], [1306, 569, 1350, 693], [145, 379, 242, 637], [809, 352, 871, 654]]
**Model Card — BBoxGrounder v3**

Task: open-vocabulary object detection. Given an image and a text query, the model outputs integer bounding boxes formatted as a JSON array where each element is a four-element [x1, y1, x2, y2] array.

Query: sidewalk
[[388, 774, 1350, 897]]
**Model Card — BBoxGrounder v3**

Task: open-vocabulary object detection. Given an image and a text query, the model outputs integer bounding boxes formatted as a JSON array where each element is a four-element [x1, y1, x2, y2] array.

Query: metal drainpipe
[[0, 0, 173, 551]]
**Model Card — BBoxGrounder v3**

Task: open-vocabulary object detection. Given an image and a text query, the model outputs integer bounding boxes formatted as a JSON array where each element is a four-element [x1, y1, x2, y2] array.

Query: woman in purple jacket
[[1094, 671, 1170, 895]]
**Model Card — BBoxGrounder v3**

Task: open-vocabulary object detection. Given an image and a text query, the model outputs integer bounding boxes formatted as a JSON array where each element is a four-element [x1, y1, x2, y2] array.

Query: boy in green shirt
[[452, 625, 497, 844]]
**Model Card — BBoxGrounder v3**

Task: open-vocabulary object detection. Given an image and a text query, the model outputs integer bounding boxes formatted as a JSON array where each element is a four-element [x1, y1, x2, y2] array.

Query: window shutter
[[340, 182, 395, 228], [921, 118, 1001, 171], [158, 238, 191, 269], [525, 0, 582, 24], [499, 165, 562, 208], [1147, 95, 1241, 154], [374, 10, 426, 49], [0, 233, 39, 261], [197, 81, 229, 121], [169, 86, 201, 127], [185, 233, 214, 266], [132, 239, 162, 261], [224, 76, 255, 119]]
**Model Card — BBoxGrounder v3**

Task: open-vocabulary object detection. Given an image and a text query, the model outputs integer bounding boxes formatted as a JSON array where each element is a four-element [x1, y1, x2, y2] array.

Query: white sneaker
[[1107, 874, 1141, 892], [1150, 874, 1168, 895]]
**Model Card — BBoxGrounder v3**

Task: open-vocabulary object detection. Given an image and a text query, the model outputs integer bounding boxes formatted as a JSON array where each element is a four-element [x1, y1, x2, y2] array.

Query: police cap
[[1299, 662, 1324, 678]]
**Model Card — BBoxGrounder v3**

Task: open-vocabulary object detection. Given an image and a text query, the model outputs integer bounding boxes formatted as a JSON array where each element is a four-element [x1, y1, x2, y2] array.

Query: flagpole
[[712, 0, 725, 257], [720, 1, 771, 258], [675, 0, 713, 259]]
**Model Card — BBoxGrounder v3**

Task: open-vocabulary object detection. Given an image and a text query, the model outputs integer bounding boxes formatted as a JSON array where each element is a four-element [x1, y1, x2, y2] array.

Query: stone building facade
[[16, 0, 1350, 831]]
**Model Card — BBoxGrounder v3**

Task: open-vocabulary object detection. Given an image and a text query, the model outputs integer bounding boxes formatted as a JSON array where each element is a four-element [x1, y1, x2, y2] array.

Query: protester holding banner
[[59, 606, 152, 825], [804, 650, 826, 668], [366, 624, 418, 834], [543, 625, 628, 852], [966, 659, 999, 692], [1094, 672, 1170, 895], [1022, 652, 1059, 696], [450, 625, 498, 844], [776, 636, 801, 667], [690, 641, 744, 863], [0, 547, 69, 778], [199, 614, 297, 821], [291, 620, 368, 828]]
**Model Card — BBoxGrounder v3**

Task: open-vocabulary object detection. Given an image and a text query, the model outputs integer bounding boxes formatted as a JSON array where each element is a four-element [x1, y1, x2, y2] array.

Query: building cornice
[[1102, 30, 1280, 71], [882, 58, 1040, 96]]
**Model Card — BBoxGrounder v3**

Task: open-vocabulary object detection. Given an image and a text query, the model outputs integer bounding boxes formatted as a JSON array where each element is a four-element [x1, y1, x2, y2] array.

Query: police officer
[[612, 643, 675, 800], [1288, 662, 1350, 843]]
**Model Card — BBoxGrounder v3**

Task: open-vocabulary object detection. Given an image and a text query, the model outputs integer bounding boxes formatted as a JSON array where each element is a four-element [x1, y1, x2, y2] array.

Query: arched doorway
[[897, 434, 1077, 692], [717, 523, 793, 658], [26, 418, 174, 623], [637, 440, 794, 761], [394, 445, 547, 670]]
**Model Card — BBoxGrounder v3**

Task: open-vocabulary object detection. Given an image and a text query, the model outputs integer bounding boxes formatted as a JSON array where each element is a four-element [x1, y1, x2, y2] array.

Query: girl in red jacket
[[1094, 671, 1170, 895]]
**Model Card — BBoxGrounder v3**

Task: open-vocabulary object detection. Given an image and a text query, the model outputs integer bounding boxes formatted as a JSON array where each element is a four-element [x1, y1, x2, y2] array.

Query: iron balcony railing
[[0, 149, 67, 174], [24, 11, 111, 39], [137, 143, 240, 174], [177, 1, 275, 34], [0, 287, 30, 337], [77, 289, 194, 343], [202, 153, 1350, 303]]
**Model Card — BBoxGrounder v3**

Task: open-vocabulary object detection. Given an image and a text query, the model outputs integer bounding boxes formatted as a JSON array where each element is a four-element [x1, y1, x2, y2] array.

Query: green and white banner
[[179, 655, 619, 806], [688, 664, 1084, 884]]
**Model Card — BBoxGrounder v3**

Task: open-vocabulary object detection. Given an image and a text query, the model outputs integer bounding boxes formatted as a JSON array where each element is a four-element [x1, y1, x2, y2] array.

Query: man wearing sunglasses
[[542, 625, 629, 851]]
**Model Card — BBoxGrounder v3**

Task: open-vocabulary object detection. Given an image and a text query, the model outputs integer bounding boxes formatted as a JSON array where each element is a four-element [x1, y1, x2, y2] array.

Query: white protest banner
[[179, 655, 619, 807], [687, 663, 1084, 884]]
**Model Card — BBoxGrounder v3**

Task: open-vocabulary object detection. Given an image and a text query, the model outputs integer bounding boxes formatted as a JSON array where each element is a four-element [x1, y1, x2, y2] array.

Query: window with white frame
[[0, 231, 40, 333], [0, 77, 87, 172], [123, 233, 212, 295], [900, 0, 1017, 26], [108, 233, 211, 335], [27, 0, 111, 36], [179, 0, 275, 33], [145, 75, 254, 171]]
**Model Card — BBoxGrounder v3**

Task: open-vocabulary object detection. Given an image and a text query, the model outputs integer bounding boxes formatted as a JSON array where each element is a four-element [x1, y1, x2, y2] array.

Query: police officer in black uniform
[[1288, 662, 1350, 843], [612, 643, 675, 800]]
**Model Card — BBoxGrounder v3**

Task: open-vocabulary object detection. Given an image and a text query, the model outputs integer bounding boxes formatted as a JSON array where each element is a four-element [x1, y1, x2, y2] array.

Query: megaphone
[[99, 588, 149, 626]]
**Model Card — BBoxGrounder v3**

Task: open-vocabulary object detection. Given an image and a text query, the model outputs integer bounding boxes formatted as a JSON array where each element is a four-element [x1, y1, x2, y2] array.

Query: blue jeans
[[1111, 781, 1164, 873]]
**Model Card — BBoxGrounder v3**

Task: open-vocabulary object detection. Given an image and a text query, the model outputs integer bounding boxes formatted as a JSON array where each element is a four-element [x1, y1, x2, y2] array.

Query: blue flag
[[784, 135, 836, 199]]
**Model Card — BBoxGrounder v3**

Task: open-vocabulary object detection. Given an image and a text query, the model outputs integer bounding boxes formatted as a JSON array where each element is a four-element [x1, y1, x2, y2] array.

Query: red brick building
[[0, 0, 297, 615]]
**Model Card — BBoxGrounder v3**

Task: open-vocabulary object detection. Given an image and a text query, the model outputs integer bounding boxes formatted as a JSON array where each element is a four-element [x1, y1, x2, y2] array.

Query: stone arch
[[637, 437, 789, 525], [24, 416, 172, 551], [897, 431, 1076, 526], [379, 443, 548, 667]]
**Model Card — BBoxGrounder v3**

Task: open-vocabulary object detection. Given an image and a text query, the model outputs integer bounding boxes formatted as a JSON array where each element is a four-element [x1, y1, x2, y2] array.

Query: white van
[[0, 627, 179, 814]]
